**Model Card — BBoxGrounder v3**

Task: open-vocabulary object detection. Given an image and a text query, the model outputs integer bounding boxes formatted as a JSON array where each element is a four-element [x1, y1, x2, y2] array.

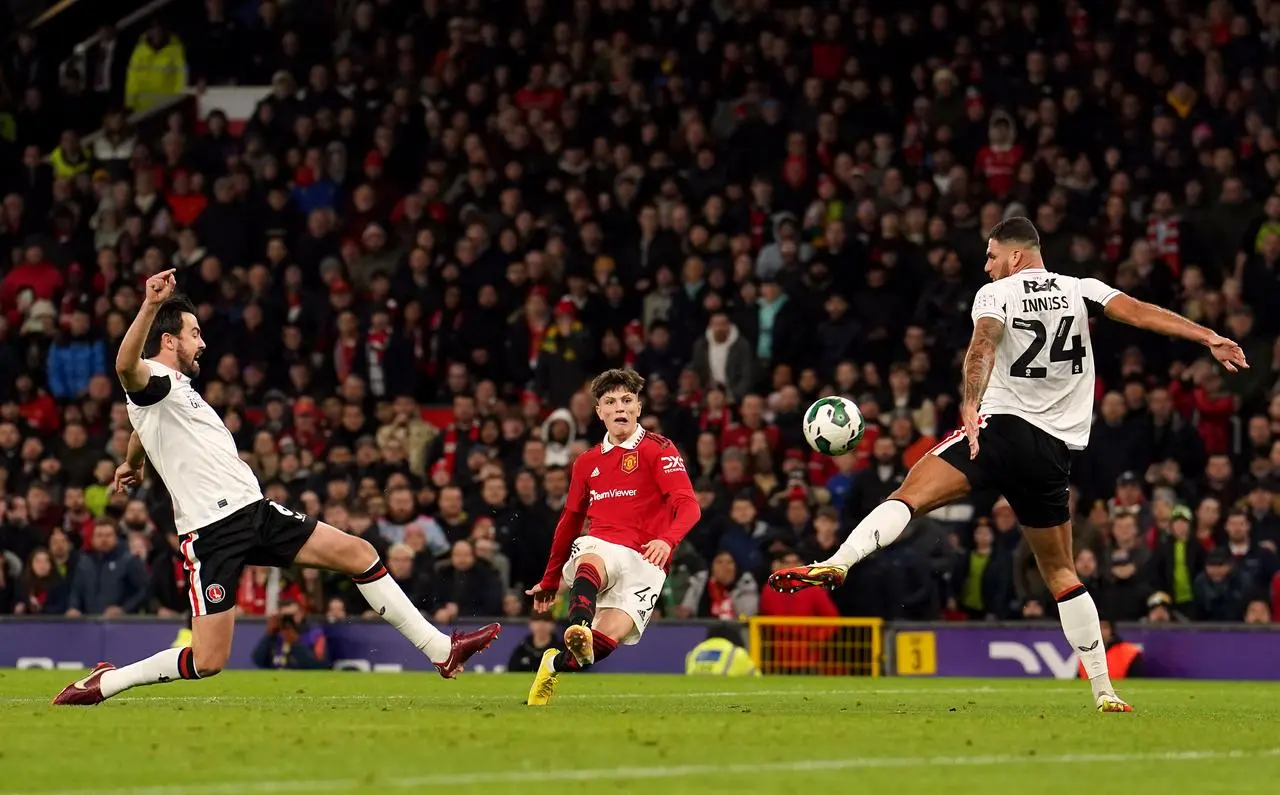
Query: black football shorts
[[179, 499, 317, 616], [932, 413, 1071, 528]]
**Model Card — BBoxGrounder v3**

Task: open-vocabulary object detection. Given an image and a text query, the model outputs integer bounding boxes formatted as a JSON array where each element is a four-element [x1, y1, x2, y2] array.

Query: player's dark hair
[[987, 217, 1041, 248], [142, 295, 198, 358], [589, 368, 645, 401]]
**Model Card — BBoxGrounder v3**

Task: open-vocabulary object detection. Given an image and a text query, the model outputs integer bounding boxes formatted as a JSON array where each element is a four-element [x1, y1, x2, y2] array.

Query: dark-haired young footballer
[[53, 270, 499, 705], [771, 218, 1250, 713], [525, 369, 700, 705]]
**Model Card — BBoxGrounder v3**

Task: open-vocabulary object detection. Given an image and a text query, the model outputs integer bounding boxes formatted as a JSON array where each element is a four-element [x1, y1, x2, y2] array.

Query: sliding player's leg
[[291, 518, 499, 677], [53, 528, 238, 706], [769, 453, 972, 592]]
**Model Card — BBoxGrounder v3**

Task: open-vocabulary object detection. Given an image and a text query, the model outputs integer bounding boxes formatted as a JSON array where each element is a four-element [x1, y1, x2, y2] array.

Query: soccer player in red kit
[[525, 369, 701, 705]]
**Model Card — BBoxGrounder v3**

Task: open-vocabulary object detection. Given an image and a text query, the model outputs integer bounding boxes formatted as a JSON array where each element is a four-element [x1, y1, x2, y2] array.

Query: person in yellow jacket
[[685, 623, 760, 676], [49, 130, 90, 180], [1078, 619, 1145, 680], [125, 19, 188, 114]]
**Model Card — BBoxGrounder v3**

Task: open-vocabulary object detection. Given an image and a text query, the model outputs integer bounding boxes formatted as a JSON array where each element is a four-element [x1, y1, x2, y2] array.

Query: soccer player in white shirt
[[770, 218, 1248, 712], [54, 270, 500, 705]]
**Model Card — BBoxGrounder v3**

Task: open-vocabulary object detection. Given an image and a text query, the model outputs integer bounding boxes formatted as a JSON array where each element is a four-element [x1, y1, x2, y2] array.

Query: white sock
[[100, 647, 194, 699], [356, 561, 452, 663], [823, 499, 913, 569], [1058, 586, 1114, 698]]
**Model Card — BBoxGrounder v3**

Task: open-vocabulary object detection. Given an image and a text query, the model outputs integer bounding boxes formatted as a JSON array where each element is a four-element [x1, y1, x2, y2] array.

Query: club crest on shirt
[[620, 452, 639, 474]]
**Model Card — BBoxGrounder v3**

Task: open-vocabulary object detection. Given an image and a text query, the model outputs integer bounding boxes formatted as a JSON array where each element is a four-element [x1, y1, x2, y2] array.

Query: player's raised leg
[[527, 606, 629, 707], [1020, 521, 1131, 712], [769, 454, 971, 592], [292, 521, 500, 677], [562, 552, 608, 666]]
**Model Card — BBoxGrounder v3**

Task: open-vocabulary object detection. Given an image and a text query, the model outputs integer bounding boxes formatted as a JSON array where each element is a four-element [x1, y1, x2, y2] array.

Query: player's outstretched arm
[[1103, 293, 1249, 373], [526, 456, 591, 611], [116, 269, 176, 391]]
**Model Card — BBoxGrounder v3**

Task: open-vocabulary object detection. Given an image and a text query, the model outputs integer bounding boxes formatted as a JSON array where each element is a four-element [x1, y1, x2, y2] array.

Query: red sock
[[567, 563, 602, 627], [591, 629, 618, 663], [553, 630, 619, 672]]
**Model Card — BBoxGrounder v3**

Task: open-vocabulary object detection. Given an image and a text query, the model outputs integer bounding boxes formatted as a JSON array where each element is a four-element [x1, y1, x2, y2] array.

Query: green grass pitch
[[2, 671, 1279, 794]]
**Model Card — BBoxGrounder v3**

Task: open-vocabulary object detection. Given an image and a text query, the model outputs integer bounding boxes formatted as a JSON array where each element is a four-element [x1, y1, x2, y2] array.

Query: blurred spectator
[[431, 540, 501, 623], [65, 519, 148, 617], [507, 617, 562, 673], [124, 19, 187, 114], [1154, 505, 1206, 617], [678, 551, 759, 620], [1194, 549, 1251, 622], [252, 599, 330, 670], [14, 547, 69, 614], [950, 519, 1013, 621]]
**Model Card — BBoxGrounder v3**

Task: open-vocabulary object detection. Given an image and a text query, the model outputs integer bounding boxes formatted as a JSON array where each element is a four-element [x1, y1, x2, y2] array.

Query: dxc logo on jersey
[[987, 641, 1078, 679], [1023, 278, 1059, 293]]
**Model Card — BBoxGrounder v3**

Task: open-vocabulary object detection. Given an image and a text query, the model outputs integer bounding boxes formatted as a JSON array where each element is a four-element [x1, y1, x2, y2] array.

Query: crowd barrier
[[2, 618, 1278, 679]]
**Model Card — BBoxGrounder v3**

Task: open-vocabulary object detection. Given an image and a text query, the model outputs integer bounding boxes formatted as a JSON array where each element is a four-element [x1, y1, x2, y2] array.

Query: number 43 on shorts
[[633, 586, 659, 625]]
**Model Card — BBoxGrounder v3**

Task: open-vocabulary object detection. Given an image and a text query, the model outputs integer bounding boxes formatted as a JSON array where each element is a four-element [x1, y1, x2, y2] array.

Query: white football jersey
[[126, 360, 262, 534], [971, 269, 1120, 450]]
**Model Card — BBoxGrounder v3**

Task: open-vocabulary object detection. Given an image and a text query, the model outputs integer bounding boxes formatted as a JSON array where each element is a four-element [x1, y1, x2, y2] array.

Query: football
[[802, 396, 865, 456]]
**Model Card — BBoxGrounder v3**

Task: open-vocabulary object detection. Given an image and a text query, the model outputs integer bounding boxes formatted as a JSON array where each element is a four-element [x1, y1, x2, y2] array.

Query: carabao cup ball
[[802, 396, 865, 456]]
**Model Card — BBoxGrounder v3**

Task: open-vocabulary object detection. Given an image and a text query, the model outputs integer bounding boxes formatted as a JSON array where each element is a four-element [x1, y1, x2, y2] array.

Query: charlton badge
[[205, 583, 226, 604], [620, 452, 639, 474]]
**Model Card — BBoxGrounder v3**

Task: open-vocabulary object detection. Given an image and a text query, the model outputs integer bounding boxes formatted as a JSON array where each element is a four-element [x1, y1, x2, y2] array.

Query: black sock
[[567, 563, 602, 627]]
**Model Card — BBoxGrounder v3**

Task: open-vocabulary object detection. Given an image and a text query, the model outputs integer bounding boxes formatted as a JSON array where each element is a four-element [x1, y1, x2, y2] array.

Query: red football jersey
[[568, 428, 695, 552], [540, 427, 700, 588]]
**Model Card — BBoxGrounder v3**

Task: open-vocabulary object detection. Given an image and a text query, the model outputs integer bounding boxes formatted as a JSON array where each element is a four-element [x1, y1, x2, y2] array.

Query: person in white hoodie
[[692, 311, 755, 403], [540, 407, 578, 467]]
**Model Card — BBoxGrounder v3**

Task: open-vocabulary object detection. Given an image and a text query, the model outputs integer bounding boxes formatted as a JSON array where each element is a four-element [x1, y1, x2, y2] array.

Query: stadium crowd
[[3, 0, 1280, 631]]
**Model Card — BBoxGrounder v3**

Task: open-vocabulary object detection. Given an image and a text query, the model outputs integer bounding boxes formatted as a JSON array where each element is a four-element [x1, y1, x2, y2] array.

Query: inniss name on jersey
[[1020, 277, 1070, 313]]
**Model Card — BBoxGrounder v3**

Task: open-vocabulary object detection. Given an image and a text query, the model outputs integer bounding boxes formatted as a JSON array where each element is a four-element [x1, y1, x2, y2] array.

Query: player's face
[[984, 239, 1022, 280], [172, 312, 206, 378], [595, 387, 641, 440]]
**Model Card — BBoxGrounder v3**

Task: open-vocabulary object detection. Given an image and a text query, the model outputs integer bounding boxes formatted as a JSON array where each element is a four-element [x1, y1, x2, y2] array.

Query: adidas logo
[[591, 467, 600, 477]]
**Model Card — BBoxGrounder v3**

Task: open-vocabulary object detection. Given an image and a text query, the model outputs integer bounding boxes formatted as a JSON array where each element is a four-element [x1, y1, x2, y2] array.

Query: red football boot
[[52, 662, 115, 706], [434, 623, 501, 679]]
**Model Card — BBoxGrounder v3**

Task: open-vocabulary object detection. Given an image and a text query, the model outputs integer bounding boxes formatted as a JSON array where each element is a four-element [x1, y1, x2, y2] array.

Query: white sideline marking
[[0, 686, 1091, 705], [3, 748, 1277, 795]]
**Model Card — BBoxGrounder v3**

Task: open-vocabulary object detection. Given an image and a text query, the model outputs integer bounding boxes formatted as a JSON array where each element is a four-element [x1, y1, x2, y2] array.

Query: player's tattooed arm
[[962, 316, 1005, 407]]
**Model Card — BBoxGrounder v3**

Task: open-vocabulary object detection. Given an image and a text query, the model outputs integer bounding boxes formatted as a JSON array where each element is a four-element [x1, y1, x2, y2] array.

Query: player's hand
[[143, 268, 177, 306], [961, 402, 982, 460], [525, 583, 558, 614], [1206, 333, 1249, 373], [113, 460, 144, 493], [641, 539, 672, 569]]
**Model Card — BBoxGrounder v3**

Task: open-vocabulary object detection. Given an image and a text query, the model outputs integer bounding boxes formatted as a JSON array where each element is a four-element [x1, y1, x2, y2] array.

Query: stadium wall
[[3, 619, 1279, 680]]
